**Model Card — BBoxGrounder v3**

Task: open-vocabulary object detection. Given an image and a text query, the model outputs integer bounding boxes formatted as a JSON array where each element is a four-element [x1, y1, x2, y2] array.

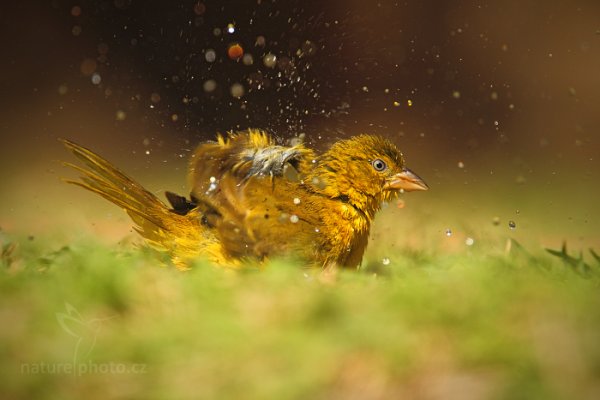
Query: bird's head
[[308, 135, 428, 218]]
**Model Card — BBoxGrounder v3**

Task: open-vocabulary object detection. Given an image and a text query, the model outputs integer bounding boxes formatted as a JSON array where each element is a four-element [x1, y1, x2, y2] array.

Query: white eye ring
[[372, 158, 387, 172]]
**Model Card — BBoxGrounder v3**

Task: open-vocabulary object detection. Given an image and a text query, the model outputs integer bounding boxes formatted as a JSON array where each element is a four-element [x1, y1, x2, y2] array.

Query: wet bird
[[62, 130, 428, 269]]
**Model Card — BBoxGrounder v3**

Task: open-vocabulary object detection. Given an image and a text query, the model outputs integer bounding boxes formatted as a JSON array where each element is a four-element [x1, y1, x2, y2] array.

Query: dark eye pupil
[[372, 159, 386, 171]]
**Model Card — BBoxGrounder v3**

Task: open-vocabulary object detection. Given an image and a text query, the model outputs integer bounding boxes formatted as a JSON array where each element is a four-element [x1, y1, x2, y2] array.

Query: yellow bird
[[63, 130, 428, 269]]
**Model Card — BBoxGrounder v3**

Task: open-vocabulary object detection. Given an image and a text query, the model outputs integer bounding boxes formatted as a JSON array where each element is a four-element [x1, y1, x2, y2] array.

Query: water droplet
[[293, 197, 301, 205], [230, 83, 245, 98], [508, 220, 516, 230], [255, 35, 266, 47], [227, 43, 243, 60], [207, 182, 218, 192], [150, 92, 161, 103], [193, 2, 206, 15], [492, 216, 500, 226], [445, 228, 452, 237], [242, 53, 254, 66], [70, 6, 82, 17], [263, 53, 277, 68], [205, 49, 216, 63], [457, 161, 465, 168], [226, 23, 235, 34], [407, 99, 413, 106], [290, 214, 299, 223], [203, 79, 217, 93], [465, 237, 474, 246], [91, 73, 102, 85], [382, 257, 391, 265]]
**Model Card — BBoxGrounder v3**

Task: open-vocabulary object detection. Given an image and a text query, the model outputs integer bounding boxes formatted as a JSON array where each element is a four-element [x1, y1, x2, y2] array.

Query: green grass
[[1, 232, 599, 400]]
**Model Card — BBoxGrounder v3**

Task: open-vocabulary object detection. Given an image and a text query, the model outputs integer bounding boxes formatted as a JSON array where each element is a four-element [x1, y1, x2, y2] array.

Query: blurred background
[[0, 0, 598, 253]]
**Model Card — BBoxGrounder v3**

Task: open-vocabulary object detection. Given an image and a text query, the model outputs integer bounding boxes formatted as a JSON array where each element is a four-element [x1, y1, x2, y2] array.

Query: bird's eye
[[371, 159, 387, 172]]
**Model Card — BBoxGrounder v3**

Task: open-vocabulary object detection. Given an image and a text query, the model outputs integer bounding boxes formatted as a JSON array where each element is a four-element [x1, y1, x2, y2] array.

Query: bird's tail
[[61, 139, 205, 268]]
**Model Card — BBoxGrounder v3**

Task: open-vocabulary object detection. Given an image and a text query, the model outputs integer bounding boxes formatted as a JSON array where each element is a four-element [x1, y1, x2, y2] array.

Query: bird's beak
[[384, 168, 429, 191]]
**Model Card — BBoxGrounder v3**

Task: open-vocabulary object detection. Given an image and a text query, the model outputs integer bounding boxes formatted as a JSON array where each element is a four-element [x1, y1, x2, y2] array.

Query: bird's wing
[[186, 130, 322, 263], [189, 129, 315, 198], [194, 170, 323, 262]]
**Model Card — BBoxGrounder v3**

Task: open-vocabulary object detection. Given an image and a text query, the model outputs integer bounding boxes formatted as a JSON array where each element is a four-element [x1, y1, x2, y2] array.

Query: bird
[[62, 129, 428, 270]]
